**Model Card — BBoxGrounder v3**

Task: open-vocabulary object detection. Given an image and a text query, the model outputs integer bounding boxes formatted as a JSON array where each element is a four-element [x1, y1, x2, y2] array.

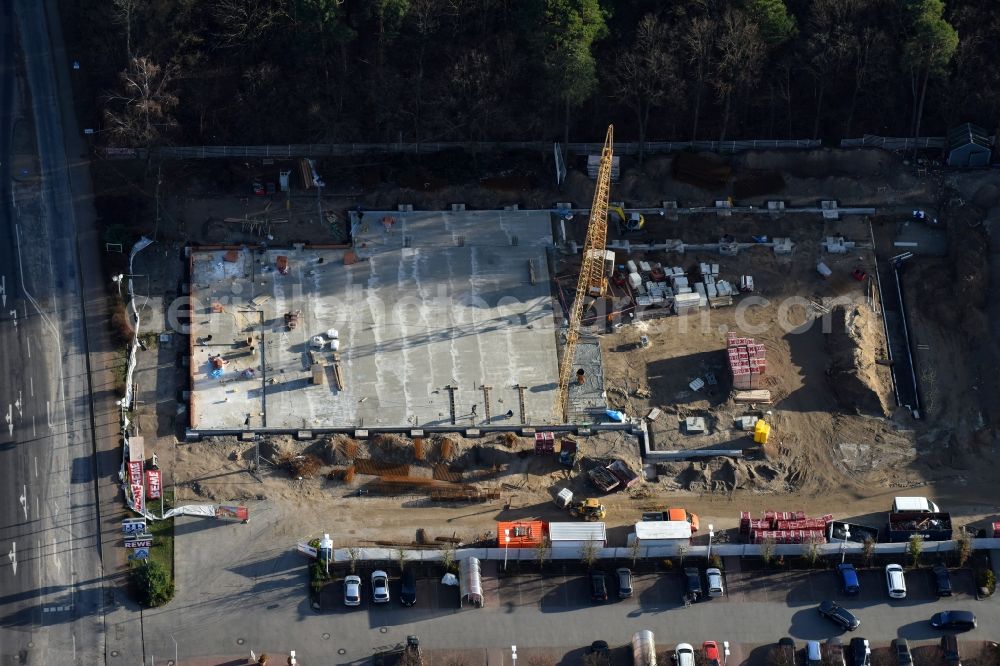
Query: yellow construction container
[[753, 419, 770, 444]]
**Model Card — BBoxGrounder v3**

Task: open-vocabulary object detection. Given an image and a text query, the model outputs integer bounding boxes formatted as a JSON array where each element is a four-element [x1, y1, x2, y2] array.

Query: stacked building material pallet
[[739, 510, 833, 544], [727, 333, 767, 390]]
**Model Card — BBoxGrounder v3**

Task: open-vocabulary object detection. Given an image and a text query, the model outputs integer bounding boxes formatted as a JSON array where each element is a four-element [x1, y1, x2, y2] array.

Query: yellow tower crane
[[555, 124, 614, 422]]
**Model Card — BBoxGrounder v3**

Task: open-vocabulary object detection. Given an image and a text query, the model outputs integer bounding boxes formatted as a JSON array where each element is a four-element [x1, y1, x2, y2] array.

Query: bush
[[978, 568, 996, 593], [130, 560, 174, 607]]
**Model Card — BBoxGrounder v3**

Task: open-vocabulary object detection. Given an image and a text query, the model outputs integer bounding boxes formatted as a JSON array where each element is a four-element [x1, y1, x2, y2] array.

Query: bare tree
[[862, 537, 876, 567], [629, 538, 642, 567], [535, 536, 551, 571], [102, 56, 179, 147], [907, 534, 923, 568], [713, 8, 766, 141], [212, 0, 287, 48], [347, 547, 360, 574], [683, 15, 717, 141], [581, 540, 598, 569], [761, 536, 777, 568], [607, 14, 682, 162], [803, 0, 861, 138], [956, 527, 972, 568], [111, 0, 139, 59]]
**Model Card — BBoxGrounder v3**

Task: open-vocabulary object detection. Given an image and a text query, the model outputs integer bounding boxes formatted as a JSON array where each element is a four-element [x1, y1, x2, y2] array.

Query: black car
[[776, 637, 796, 666], [941, 635, 961, 666], [590, 571, 608, 602], [588, 640, 611, 666], [399, 568, 417, 607], [849, 638, 871, 666], [893, 639, 912, 666], [932, 565, 953, 597], [930, 611, 976, 631], [818, 600, 861, 631], [684, 567, 703, 602]]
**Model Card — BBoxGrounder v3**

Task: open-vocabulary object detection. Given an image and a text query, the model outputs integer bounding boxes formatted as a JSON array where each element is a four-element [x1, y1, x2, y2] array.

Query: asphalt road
[[0, 1, 103, 663]]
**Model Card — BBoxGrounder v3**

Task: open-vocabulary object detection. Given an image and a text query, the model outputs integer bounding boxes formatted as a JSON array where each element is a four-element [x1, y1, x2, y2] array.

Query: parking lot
[[321, 564, 977, 615]]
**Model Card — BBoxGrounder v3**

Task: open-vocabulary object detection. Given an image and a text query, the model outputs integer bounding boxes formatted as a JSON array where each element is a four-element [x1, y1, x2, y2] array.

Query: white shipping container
[[635, 520, 693, 542]]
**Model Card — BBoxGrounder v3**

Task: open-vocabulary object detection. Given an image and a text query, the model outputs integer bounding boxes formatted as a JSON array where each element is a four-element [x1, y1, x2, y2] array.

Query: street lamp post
[[723, 642, 731, 666], [707, 524, 715, 562], [504, 535, 511, 571], [511, 645, 517, 666], [841, 526, 852, 564]]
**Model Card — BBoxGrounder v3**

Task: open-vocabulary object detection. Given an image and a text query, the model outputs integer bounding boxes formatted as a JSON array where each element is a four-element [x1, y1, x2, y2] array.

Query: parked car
[[775, 637, 797, 666], [893, 639, 912, 666], [371, 570, 390, 603], [344, 575, 361, 606], [684, 567, 703, 602], [590, 570, 608, 602], [940, 635, 961, 666], [704, 641, 721, 666], [818, 600, 860, 631], [587, 640, 610, 666], [886, 564, 907, 599], [932, 565, 953, 597], [849, 637, 871, 666], [838, 563, 861, 595], [806, 641, 822, 666], [930, 611, 977, 631], [826, 638, 847, 666], [676, 643, 696, 666], [706, 568, 725, 598], [399, 568, 416, 607], [617, 567, 633, 598]]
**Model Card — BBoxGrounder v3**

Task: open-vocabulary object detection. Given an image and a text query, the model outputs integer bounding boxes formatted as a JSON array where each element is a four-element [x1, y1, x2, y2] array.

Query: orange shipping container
[[497, 521, 547, 548]]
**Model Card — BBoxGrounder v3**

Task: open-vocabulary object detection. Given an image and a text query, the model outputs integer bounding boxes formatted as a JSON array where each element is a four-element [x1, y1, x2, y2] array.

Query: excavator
[[609, 204, 645, 234]]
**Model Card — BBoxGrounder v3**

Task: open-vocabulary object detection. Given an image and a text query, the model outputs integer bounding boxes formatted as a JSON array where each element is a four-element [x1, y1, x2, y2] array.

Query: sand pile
[[825, 305, 892, 416]]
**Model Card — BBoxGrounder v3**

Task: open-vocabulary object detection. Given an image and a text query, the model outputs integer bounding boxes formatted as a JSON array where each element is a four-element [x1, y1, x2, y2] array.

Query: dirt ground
[[113, 146, 1000, 548]]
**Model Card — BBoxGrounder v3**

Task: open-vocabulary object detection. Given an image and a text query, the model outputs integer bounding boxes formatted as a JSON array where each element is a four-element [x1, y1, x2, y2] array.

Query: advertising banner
[[128, 461, 143, 483], [215, 505, 249, 522], [146, 470, 161, 500]]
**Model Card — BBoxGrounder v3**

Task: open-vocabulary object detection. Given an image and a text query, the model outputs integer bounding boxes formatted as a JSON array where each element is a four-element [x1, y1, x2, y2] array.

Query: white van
[[885, 563, 907, 599], [892, 497, 940, 513]]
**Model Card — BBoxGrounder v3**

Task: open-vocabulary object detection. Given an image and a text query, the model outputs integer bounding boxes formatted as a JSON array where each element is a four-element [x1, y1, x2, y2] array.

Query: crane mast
[[555, 124, 614, 422]]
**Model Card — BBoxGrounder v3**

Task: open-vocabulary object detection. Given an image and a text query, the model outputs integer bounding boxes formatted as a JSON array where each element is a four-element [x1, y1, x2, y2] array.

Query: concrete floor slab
[[189, 210, 563, 429]]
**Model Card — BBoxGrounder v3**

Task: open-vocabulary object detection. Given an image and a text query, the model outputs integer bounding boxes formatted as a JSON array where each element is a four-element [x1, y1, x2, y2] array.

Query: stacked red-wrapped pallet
[[726, 333, 767, 389], [739, 511, 834, 544]]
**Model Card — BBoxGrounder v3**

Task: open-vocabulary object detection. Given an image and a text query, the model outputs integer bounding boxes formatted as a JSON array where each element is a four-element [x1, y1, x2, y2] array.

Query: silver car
[[371, 570, 390, 603]]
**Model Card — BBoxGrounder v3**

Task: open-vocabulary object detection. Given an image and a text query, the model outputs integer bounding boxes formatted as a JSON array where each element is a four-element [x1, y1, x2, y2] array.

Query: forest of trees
[[66, 0, 1000, 149]]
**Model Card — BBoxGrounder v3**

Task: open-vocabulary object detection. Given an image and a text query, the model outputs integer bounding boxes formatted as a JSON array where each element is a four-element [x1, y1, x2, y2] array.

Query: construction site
[[109, 135, 1000, 550]]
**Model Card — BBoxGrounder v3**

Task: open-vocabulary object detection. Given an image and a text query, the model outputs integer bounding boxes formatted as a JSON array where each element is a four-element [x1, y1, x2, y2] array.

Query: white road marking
[[34, 456, 37, 478], [7, 542, 15, 575], [46, 400, 52, 428], [5, 404, 11, 436], [19, 486, 27, 520], [15, 391, 21, 418], [29, 375, 33, 396], [26, 336, 30, 358], [1, 274, 5, 307], [31, 415, 35, 436], [50, 536, 62, 574], [8, 310, 15, 329], [34, 496, 38, 518]]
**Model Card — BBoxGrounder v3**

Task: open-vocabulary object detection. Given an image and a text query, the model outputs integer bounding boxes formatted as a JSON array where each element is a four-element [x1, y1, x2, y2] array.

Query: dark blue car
[[838, 563, 860, 595]]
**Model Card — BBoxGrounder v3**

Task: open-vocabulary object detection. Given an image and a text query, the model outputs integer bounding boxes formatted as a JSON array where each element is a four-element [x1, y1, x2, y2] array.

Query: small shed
[[497, 521, 547, 549], [548, 522, 607, 550], [947, 123, 992, 167]]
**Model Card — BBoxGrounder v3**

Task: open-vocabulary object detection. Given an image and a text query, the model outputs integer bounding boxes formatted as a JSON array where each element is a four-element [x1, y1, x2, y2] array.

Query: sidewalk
[[43, 0, 147, 663]]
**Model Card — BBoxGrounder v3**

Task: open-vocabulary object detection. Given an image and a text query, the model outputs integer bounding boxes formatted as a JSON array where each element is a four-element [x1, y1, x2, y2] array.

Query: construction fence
[[839, 135, 948, 150], [102, 138, 821, 161], [335, 538, 1000, 564]]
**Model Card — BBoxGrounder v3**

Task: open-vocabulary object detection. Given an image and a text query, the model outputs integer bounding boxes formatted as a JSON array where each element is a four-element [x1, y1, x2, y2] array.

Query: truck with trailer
[[887, 511, 953, 542]]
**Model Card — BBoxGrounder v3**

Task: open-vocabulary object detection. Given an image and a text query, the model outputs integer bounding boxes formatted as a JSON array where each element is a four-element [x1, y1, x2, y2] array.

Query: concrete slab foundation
[[188, 210, 566, 430]]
